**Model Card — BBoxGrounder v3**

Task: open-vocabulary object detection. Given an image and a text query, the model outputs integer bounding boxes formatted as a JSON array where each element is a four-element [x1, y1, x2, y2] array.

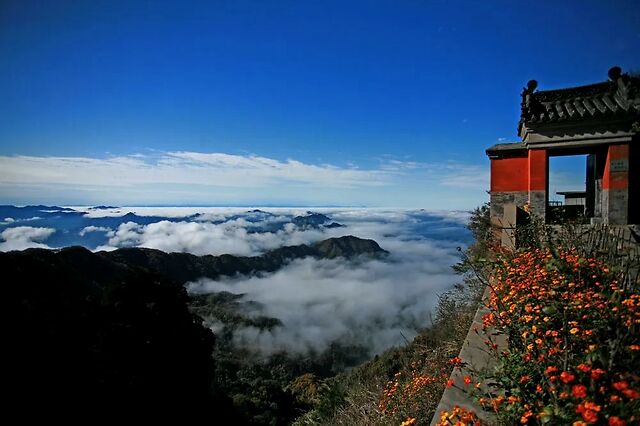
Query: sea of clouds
[[0, 206, 472, 356]]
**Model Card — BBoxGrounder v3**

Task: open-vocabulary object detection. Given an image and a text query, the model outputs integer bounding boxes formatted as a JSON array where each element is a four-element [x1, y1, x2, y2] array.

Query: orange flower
[[560, 371, 576, 384], [613, 381, 629, 391], [463, 375, 472, 385], [590, 369, 606, 380], [400, 417, 416, 426], [622, 388, 639, 399], [572, 384, 588, 398], [583, 402, 601, 412], [577, 364, 591, 373], [576, 401, 600, 423], [545, 366, 559, 375], [582, 410, 598, 423], [608, 416, 627, 426], [519, 410, 533, 424]]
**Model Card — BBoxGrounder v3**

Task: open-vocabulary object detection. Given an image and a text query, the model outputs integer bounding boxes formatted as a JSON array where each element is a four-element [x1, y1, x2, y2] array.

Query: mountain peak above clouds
[[292, 212, 344, 229], [312, 235, 388, 259]]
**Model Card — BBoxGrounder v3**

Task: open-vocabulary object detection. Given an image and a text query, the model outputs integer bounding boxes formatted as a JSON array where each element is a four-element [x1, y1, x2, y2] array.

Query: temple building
[[487, 66, 639, 235]]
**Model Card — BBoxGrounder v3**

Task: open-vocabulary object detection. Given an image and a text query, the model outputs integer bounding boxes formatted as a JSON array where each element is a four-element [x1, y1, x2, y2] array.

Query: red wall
[[490, 156, 529, 192], [603, 144, 629, 190], [528, 149, 547, 191]]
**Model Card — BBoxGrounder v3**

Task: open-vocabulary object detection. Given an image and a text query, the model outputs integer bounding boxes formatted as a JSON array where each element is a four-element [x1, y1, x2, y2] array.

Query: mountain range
[[3, 235, 387, 287], [101, 235, 386, 284]]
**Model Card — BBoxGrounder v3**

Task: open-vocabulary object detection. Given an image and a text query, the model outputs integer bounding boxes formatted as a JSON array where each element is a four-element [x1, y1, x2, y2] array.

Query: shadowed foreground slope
[[3, 235, 386, 420], [3, 246, 224, 418]]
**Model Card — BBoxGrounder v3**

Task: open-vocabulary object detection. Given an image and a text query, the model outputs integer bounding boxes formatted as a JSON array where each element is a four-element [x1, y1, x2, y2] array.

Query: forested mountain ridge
[[99, 235, 387, 284]]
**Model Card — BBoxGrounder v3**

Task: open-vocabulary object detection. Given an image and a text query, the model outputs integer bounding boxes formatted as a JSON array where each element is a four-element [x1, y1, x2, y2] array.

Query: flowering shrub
[[435, 405, 481, 426], [378, 360, 451, 425], [474, 248, 640, 425]]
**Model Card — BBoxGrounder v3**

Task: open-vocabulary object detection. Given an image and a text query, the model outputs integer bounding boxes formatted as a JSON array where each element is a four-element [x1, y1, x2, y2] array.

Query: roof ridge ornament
[[608, 66, 622, 81], [520, 79, 542, 132]]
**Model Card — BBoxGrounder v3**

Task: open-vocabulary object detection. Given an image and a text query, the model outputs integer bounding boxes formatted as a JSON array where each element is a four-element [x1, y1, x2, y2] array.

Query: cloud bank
[[180, 208, 472, 356], [0, 152, 488, 208], [188, 242, 462, 356], [0, 152, 388, 188], [0, 226, 55, 251]]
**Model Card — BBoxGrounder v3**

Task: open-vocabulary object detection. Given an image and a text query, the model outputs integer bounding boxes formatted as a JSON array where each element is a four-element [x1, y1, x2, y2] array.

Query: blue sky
[[0, 0, 639, 208]]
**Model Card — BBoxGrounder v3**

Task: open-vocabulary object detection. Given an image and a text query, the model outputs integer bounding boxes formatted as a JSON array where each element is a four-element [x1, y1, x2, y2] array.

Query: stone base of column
[[490, 191, 528, 219], [528, 190, 546, 221], [603, 188, 629, 225]]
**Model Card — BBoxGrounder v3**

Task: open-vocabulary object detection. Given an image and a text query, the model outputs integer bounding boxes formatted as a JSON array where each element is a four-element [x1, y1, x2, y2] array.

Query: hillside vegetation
[[292, 205, 491, 425]]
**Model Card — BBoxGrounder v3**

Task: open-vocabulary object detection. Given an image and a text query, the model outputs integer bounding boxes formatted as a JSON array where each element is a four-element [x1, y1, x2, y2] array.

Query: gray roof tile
[[518, 67, 640, 134]]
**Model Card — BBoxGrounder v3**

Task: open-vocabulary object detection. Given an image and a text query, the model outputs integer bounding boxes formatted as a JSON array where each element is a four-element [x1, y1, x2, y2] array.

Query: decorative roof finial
[[526, 80, 538, 93], [608, 66, 622, 81]]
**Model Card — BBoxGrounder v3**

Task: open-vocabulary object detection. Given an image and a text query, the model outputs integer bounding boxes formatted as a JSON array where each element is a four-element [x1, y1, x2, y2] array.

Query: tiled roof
[[518, 67, 640, 134], [485, 142, 526, 158]]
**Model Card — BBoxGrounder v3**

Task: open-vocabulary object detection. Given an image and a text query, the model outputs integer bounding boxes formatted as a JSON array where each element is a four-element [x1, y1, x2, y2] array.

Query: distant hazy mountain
[[292, 211, 334, 228]]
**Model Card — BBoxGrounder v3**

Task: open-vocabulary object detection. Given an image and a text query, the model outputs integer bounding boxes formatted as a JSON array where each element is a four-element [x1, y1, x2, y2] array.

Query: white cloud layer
[[98, 218, 330, 255], [0, 152, 388, 188], [177, 208, 471, 355], [95, 208, 470, 256], [187, 226, 463, 355], [0, 152, 489, 208], [79, 226, 114, 237], [0, 226, 55, 251]]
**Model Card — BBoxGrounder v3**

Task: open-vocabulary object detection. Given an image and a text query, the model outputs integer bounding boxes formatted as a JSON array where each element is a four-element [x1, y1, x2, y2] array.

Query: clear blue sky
[[0, 0, 638, 207]]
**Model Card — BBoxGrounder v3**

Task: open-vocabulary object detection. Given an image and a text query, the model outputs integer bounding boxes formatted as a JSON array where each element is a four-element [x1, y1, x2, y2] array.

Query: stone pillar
[[602, 144, 629, 225], [500, 203, 518, 249], [527, 149, 548, 221]]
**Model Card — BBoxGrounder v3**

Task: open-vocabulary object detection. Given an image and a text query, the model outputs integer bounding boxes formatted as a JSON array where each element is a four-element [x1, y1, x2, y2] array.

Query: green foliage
[[453, 203, 492, 275]]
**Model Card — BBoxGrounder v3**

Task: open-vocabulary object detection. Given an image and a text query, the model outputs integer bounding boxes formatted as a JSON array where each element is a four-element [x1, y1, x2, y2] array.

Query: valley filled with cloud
[[0, 205, 470, 357]]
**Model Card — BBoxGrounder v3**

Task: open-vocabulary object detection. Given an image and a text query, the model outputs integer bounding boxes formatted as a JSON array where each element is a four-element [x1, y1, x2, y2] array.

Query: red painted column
[[527, 149, 548, 220], [602, 144, 629, 224], [488, 154, 530, 246]]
